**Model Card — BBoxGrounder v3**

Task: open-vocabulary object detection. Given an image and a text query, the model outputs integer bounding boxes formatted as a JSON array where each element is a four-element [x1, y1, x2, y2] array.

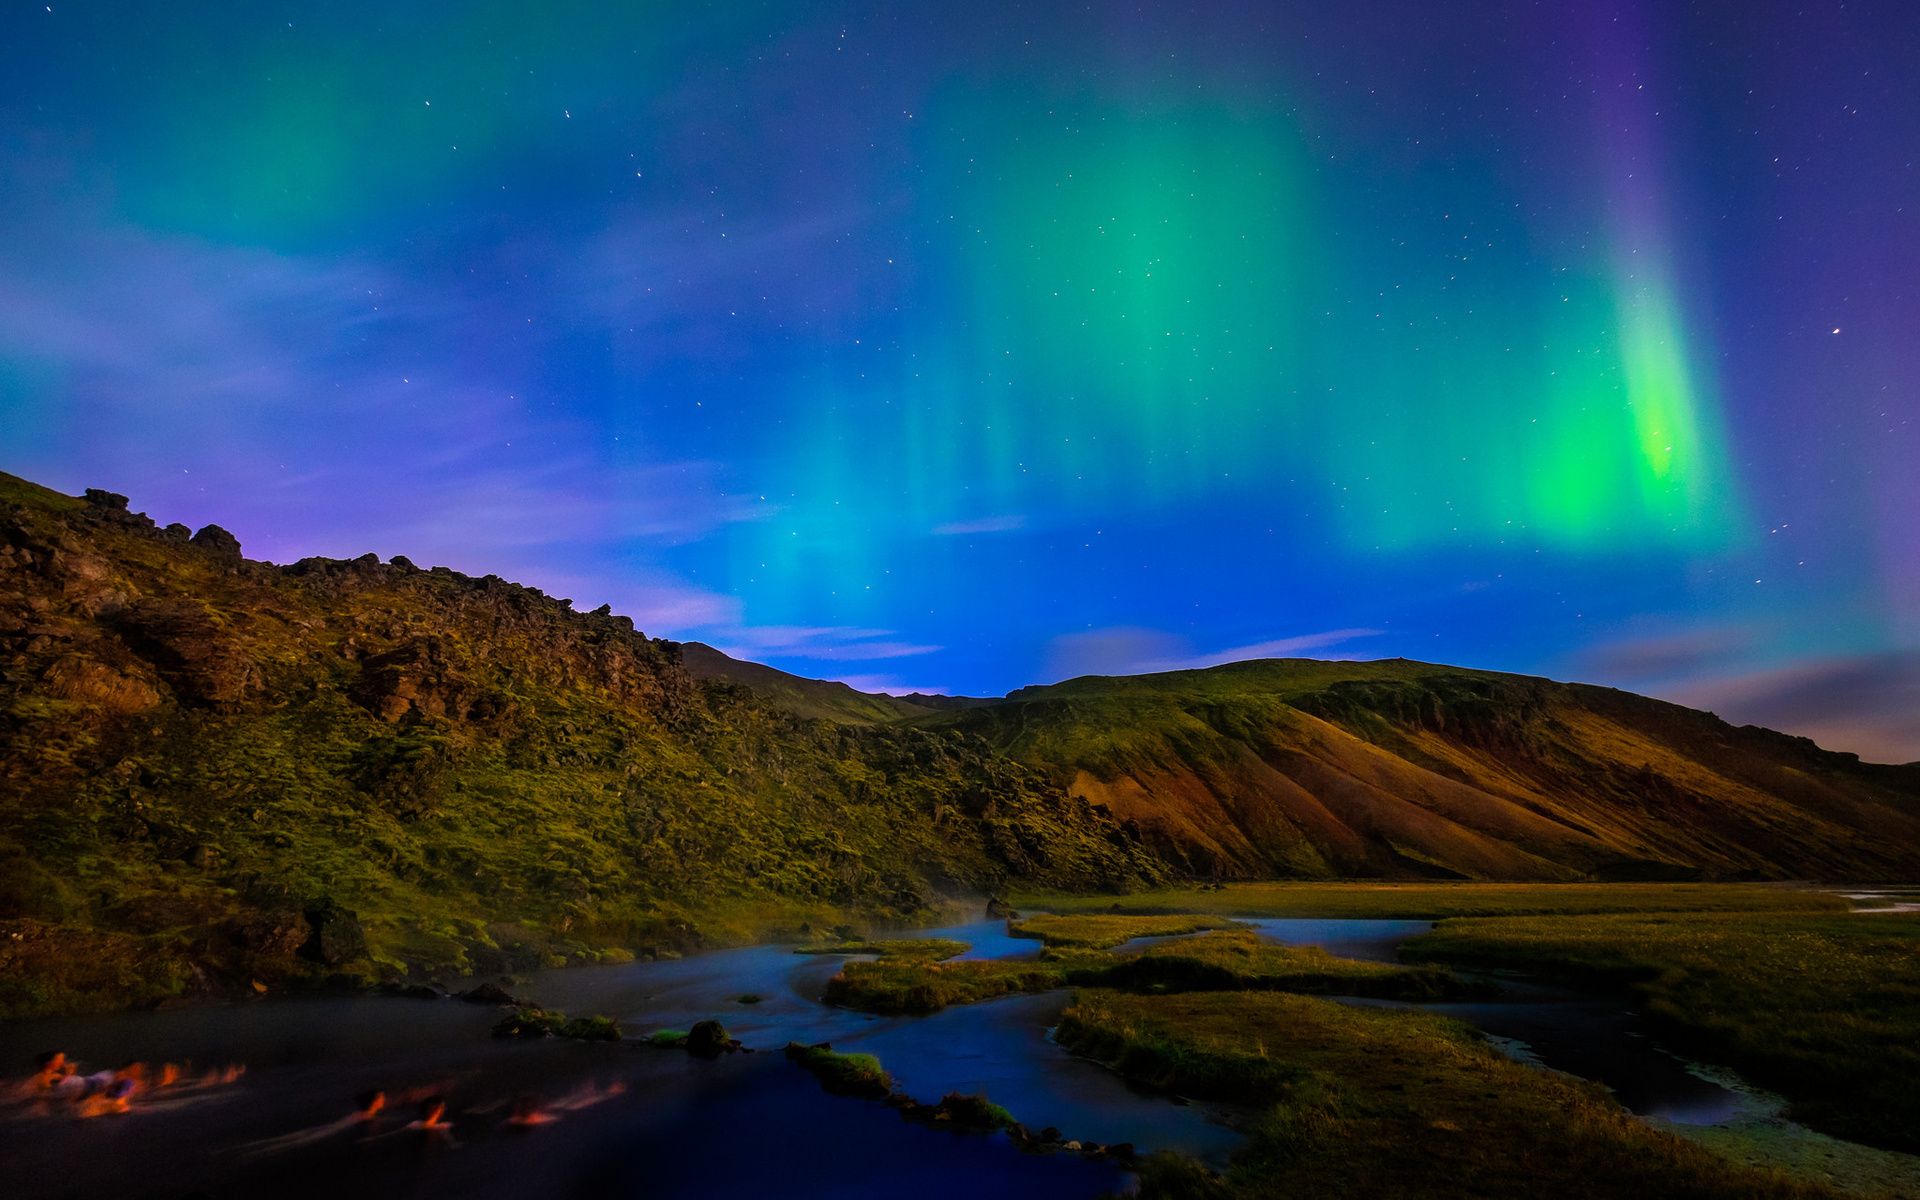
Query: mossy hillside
[[1057, 989, 1840, 1200], [680, 641, 937, 725], [1406, 910, 1920, 1153], [0, 474, 1165, 1016]]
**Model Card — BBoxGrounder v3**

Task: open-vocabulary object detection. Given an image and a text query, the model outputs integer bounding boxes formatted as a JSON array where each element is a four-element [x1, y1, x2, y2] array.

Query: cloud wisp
[[1666, 652, 1920, 765], [931, 515, 1026, 536], [709, 625, 943, 664]]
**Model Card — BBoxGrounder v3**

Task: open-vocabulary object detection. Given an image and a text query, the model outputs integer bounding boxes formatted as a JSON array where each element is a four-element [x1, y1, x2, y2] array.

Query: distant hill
[[0, 473, 1161, 1016], [679, 642, 942, 724], [703, 649, 1920, 884], [679, 643, 996, 722], [685, 649, 1920, 886], [925, 661, 1920, 882]]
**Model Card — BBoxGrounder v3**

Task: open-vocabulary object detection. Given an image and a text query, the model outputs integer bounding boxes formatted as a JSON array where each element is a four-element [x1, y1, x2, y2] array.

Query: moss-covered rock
[[784, 1042, 893, 1098], [686, 1019, 739, 1057], [490, 1005, 620, 1041]]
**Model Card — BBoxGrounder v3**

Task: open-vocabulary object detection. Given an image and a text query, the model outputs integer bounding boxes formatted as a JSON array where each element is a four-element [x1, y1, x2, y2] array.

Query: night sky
[[2, 2, 1915, 760]]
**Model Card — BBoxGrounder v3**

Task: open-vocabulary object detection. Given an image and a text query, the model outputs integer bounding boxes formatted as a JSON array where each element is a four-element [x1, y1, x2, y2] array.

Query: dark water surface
[[0, 919, 1168, 1200], [1239, 916, 1435, 962], [1343, 976, 1746, 1125], [0, 914, 1758, 1199]]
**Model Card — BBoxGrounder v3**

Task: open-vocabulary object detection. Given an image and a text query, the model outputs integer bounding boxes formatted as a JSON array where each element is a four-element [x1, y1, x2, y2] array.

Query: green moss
[[927, 1092, 1015, 1130], [1099, 931, 1483, 1000], [646, 1029, 690, 1047], [1009, 912, 1240, 947], [821, 932, 1477, 1014], [491, 1005, 620, 1040], [556, 1014, 621, 1041], [784, 1042, 894, 1098], [824, 958, 1069, 1014]]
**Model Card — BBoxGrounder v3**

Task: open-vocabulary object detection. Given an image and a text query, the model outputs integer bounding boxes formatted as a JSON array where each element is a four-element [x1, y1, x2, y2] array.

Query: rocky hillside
[[0, 473, 1163, 1016], [923, 662, 1920, 882]]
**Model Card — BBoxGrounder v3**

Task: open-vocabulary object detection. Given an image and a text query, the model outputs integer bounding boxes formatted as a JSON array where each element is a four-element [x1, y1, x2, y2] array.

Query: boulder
[[686, 1019, 736, 1058], [350, 636, 503, 723], [985, 895, 1019, 919], [459, 981, 520, 1006], [300, 900, 368, 966], [190, 524, 242, 559], [220, 909, 309, 960], [109, 599, 260, 707]]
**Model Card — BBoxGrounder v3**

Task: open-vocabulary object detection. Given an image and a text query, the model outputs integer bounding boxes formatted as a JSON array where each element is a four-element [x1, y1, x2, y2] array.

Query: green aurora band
[[748, 91, 1739, 601]]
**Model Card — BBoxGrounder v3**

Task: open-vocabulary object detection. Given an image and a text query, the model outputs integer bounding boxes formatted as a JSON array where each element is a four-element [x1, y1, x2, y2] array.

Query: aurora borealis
[[2, 2, 1915, 758]]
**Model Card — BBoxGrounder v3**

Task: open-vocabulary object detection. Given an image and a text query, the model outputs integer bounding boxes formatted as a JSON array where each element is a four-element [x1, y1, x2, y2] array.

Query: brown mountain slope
[[923, 663, 1920, 882]]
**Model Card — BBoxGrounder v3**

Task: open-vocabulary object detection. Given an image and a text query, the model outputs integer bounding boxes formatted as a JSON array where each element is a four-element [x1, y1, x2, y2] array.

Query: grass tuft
[[784, 1042, 894, 1098]]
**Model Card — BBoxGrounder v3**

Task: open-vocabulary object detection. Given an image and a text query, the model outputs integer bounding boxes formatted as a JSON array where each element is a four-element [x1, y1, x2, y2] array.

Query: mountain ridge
[[4, 470, 1918, 1017], [918, 662, 1920, 881], [693, 631, 1920, 884]]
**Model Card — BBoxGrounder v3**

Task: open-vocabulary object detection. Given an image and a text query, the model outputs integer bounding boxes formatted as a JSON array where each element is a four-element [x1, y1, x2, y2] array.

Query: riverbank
[[6, 885, 1916, 1199], [1055, 988, 1839, 1199]]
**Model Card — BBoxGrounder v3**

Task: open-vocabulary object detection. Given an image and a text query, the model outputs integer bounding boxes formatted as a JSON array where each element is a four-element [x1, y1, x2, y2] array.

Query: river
[[0, 914, 1835, 1199]]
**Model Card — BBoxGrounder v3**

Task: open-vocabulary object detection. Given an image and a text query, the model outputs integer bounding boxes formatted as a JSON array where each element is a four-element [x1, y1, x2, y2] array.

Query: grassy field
[[822, 930, 1476, 1013], [1015, 881, 1852, 919], [1008, 912, 1240, 947], [1057, 989, 1842, 1200], [1405, 910, 1920, 1152], [823, 957, 1071, 1014], [794, 937, 969, 960], [1098, 930, 1485, 1000]]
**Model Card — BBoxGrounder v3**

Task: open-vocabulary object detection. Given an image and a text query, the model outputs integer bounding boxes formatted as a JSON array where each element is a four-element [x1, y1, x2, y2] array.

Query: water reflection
[[0, 910, 1788, 1199]]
